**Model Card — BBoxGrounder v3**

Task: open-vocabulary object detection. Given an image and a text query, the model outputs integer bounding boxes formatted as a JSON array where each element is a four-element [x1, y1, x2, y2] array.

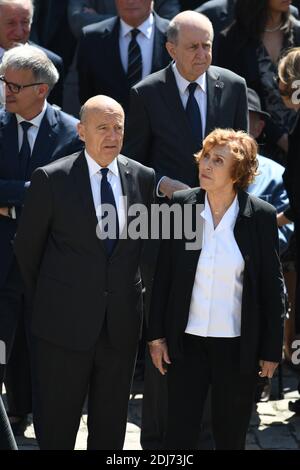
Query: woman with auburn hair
[[147, 128, 285, 449], [217, 0, 300, 162]]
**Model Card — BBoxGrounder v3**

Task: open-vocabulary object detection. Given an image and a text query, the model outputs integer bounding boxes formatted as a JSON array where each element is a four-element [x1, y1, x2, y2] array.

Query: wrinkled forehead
[[0, 1, 33, 18], [177, 22, 213, 44]]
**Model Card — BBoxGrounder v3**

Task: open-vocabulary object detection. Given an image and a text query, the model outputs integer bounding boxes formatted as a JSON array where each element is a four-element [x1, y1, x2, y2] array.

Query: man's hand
[[277, 211, 292, 227], [259, 360, 279, 378], [159, 177, 190, 200], [148, 338, 171, 375], [0, 207, 9, 217]]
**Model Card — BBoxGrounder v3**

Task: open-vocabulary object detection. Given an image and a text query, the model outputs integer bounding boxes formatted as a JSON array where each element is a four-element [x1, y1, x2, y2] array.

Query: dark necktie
[[19, 121, 33, 180], [186, 82, 203, 147], [127, 28, 142, 88], [100, 168, 119, 256]]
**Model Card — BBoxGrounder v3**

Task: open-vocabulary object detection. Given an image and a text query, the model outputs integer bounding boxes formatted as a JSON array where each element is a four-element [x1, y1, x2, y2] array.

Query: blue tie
[[19, 121, 33, 179], [100, 168, 119, 256], [186, 82, 203, 147], [127, 28, 142, 88]]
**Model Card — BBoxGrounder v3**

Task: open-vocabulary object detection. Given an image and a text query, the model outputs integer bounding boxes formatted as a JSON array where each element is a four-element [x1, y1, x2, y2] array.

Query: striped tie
[[127, 28, 142, 88]]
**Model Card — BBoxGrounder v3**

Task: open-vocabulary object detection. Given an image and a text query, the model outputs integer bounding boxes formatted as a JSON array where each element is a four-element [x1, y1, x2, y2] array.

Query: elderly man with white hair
[[0, 0, 64, 106]]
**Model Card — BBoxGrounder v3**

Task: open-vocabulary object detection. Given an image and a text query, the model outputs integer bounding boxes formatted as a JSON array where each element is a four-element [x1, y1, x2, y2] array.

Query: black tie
[[127, 28, 142, 88], [19, 121, 33, 179], [186, 82, 203, 147], [100, 168, 119, 256]]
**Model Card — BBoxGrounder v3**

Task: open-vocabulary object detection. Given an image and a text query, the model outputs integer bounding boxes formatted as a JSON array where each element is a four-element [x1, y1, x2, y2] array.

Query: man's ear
[[165, 41, 176, 61], [77, 122, 86, 142], [37, 83, 49, 98]]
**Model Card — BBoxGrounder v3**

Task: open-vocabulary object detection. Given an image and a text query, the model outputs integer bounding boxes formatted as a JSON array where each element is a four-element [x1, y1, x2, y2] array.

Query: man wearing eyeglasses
[[0, 0, 64, 107], [0, 44, 83, 436]]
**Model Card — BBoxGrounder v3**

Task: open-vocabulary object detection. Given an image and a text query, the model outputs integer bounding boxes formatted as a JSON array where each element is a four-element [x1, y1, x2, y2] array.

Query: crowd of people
[[0, 0, 300, 451]]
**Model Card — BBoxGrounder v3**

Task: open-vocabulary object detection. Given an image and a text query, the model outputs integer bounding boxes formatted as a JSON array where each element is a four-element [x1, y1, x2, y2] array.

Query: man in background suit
[[69, 0, 181, 38], [14, 95, 155, 449], [77, 0, 171, 111], [0, 0, 64, 107], [0, 45, 83, 435], [123, 10, 248, 449]]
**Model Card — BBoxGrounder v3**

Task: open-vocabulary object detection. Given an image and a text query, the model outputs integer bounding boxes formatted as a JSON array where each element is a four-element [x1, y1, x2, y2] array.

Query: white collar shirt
[[185, 193, 245, 337], [85, 151, 126, 235], [119, 13, 154, 79], [172, 63, 207, 139], [16, 100, 48, 153]]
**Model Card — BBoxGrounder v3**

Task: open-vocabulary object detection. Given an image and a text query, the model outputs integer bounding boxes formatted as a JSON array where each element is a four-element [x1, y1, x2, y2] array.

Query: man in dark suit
[[0, 0, 65, 107], [0, 44, 83, 434], [77, 0, 171, 111], [69, 0, 180, 38], [14, 95, 155, 450], [123, 10, 248, 449]]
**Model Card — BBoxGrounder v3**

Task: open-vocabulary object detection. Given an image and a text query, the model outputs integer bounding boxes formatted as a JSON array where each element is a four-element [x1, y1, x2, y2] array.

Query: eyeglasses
[[0, 75, 44, 94]]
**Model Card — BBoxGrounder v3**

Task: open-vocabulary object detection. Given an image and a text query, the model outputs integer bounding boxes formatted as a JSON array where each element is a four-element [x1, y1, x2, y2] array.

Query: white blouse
[[185, 194, 245, 338]]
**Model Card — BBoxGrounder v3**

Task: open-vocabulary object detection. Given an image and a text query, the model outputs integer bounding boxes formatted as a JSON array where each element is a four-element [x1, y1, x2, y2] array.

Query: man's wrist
[[148, 338, 166, 346]]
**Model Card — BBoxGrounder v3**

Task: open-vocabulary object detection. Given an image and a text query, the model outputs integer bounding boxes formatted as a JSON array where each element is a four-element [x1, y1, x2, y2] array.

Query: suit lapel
[[105, 18, 127, 83], [71, 151, 106, 252], [205, 67, 224, 136], [151, 14, 167, 73], [28, 104, 59, 175], [111, 154, 138, 257], [160, 65, 198, 152], [233, 191, 257, 284]]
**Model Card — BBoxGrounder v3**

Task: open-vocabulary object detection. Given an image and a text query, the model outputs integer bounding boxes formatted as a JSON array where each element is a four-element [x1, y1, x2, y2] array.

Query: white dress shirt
[[16, 100, 48, 152], [119, 13, 155, 79], [85, 151, 126, 235], [172, 63, 207, 139], [157, 64, 207, 197], [185, 194, 245, 338]]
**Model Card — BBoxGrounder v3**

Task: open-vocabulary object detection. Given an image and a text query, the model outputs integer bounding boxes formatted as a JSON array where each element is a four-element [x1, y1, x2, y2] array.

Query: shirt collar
[[201, 193, 239, 230], [120, 13, 154, 40], [85, 150, 119, 178], [16, 100, 48, 128], [172, 63, 207, 95]]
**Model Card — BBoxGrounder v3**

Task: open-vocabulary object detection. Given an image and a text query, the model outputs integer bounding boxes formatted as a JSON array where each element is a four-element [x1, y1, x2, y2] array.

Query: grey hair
[[0, 0, 34, 22], [167, 13, 214, 44], [0, 45, 59, 93]]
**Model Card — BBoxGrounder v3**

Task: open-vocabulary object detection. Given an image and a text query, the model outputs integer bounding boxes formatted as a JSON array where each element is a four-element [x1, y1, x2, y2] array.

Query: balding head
[[80, 95, 124, 124], [166, 11, 213, 82], [78, 96, 125, 166], [168, 11, 214, 45]]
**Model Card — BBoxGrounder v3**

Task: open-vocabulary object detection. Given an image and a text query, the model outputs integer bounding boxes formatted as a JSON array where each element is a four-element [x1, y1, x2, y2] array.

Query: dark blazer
[[77, 13, 171, 111], [147, 188, 285, 372], [0, 104, 83, 289], [123, 63, 248, 187], [14, 152, 155, 352]]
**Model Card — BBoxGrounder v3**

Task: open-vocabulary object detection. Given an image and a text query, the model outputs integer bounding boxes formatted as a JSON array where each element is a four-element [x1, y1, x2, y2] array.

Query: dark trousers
[[0, 262, 32, 416], [31, 324, 137, 450], [165, 334, 257, 450]]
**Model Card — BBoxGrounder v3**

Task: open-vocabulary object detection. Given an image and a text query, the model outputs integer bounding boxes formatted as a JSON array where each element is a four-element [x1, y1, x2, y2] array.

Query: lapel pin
[[215, 80, 224, 89]]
